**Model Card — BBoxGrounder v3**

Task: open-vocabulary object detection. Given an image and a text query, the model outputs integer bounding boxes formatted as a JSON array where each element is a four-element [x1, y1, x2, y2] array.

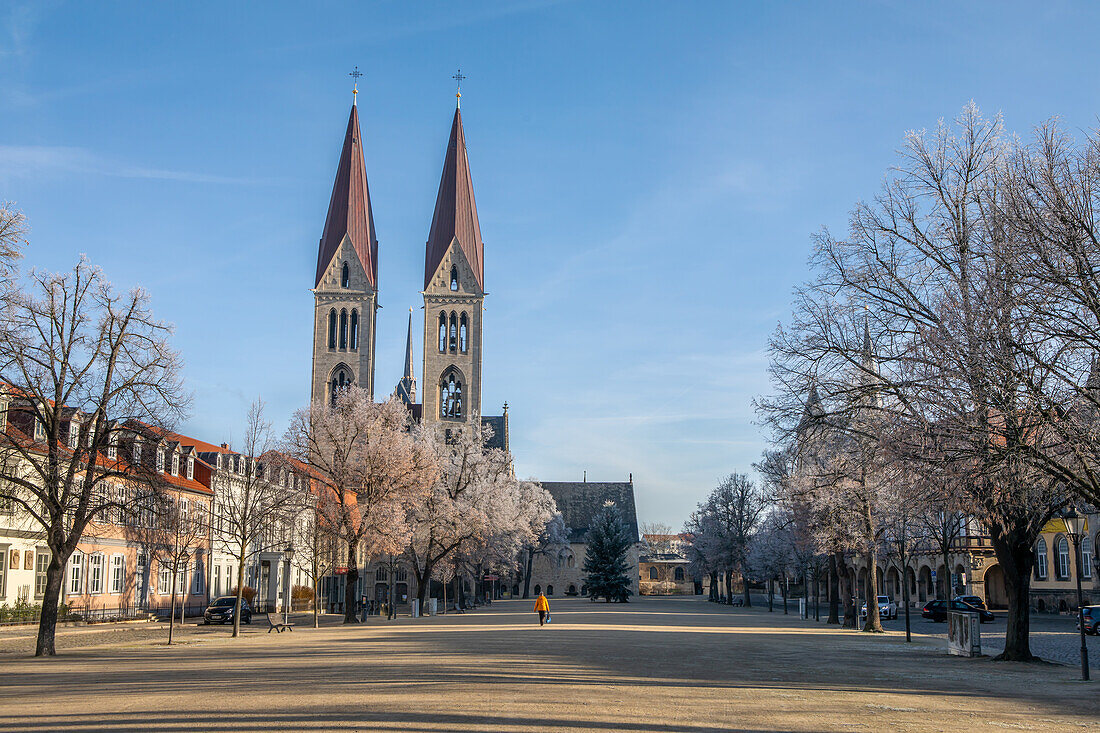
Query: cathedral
[[308, 87, 507, 448]]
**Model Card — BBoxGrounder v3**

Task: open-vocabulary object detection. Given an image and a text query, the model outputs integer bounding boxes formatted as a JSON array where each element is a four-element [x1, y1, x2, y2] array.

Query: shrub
[[229, 586, 257, 605]]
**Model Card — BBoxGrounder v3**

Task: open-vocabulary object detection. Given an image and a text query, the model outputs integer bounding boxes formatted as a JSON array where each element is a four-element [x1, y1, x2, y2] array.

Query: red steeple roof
[[424, 107, 483, 291], [316, 103, 378, 289]]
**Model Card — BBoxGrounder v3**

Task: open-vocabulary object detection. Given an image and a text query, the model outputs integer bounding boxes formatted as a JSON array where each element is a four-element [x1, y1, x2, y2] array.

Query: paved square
[[1, 597, 1096, 732]]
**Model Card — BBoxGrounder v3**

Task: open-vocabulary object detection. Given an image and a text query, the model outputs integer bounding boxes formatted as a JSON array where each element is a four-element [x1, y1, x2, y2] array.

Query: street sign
[[483, 574, 499, 581], [335, 566, 348, 575], [931, 570, 937, 581]]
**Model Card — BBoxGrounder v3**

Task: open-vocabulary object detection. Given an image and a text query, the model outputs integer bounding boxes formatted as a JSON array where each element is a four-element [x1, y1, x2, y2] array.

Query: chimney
[[629, 472, 633, 483], [583, 470, 586, 483]]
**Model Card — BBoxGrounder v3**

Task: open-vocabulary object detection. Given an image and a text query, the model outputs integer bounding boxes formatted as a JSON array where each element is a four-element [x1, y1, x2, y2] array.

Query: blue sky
[[3, 1, 1099, 527]]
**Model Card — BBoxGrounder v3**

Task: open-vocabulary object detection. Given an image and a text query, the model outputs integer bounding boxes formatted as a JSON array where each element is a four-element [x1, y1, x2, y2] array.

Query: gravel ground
[[0, 596, 1096, 732]]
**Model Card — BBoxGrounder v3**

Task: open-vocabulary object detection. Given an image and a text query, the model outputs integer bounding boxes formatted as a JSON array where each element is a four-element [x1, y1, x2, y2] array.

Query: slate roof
[[316, 102, 378, 289], [424, 107, 484, 291], [539, 481, 640, 544]]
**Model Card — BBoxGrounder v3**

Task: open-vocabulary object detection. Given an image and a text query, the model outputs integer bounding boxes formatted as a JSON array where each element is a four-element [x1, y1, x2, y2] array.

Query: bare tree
[[283, 389, 434, 623], [0, 202, 27, 282], [688, 473, 766, 607], [520, 513, 569, 599], [214, 399, 299, 637], [290, 492, 340, 628], [0, 259, 187, 656]]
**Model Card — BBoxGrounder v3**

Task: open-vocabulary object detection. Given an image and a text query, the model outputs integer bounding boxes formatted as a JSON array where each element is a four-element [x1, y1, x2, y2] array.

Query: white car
[[860, 595, 898, 620]]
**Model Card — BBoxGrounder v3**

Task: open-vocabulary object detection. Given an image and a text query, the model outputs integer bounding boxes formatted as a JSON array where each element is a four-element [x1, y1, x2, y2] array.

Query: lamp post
[[283, 544, 295, 626], [1062, 508, 1090, 681]]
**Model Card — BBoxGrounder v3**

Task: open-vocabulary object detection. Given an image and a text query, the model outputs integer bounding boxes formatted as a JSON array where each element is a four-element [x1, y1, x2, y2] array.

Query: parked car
[[922, 598, 995, 623], [860, 595, 898, 620], [1076, 606, 1100, 636], [953, 595, 987, 611], [203, 596, 252, 625]]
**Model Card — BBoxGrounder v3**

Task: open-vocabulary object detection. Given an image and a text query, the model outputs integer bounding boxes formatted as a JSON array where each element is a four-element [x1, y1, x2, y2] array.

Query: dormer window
[[133, 441, 142, 464], [107, 433, 118, 461], [171, 453, 179, 476], [341, 262, 350, 288], [186, 457, 194, 480], [156, 449, 165, 472], [68, 423, 79, 449], [450, 266, 458, 291]]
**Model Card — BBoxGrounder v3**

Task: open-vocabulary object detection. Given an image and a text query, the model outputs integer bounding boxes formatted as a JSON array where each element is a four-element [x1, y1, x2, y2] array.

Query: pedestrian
[[534, 591, 550, 626]]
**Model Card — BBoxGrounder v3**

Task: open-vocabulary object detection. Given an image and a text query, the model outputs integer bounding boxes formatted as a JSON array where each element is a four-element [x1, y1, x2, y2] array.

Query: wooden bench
[[266, 614, 294, 633]]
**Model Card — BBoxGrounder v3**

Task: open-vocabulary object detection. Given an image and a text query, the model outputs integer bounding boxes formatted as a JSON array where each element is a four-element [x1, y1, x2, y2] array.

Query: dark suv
[[921, 598, 995, 623], [203, 596, 252, 625], [1077, 606, 1100, 635], [952, 595, 987, 611]]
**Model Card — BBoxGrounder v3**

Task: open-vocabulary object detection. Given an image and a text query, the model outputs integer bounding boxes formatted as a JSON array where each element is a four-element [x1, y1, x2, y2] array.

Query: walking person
[[534, 592, 550, 626]]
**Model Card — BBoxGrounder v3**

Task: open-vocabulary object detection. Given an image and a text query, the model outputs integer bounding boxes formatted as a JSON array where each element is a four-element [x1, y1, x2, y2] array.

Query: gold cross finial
[[452, 69, 466, 108], [349, 66, 363, 104]]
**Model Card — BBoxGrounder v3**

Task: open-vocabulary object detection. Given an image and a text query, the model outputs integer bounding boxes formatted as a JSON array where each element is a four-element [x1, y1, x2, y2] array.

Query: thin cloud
[[0, 145, 277, 185]]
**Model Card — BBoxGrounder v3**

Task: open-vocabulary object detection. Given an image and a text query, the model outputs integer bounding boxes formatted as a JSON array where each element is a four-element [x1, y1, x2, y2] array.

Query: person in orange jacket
[[534, 592, 550, 626]]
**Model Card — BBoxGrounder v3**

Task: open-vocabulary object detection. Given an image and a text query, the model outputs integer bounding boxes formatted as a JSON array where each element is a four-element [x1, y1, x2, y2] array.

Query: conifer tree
[[583, 501, 633, 602]]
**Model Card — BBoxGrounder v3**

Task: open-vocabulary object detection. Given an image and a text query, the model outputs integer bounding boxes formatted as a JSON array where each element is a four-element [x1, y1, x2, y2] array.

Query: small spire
[[349, 66, 363, 106], [452, 69, 466, 108]]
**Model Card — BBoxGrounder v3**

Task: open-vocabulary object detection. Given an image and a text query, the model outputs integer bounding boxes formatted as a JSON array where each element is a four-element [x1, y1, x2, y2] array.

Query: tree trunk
[[522, 549, 533, 599], [742, 570, 752, 607], [837, 552, 856, 628], [781, 575, 788, 614], [862, 550, 883, 632], [901, 557, 912, 643], [813, 564, 820, 621], [709, 571, 718, 602], [990, 530, 1038, 662], [414, 558, 434, 607], [827, 554, 840, 625], [343, 542, 359, 624], [232, 561, 246, 638], [168, 567, 177, 645], [767, 578, 774, 612], [313, 575, 320, 628], [442, 572, 448, 614], [35, 554, 66, 656], [725, 570, 733, 605]]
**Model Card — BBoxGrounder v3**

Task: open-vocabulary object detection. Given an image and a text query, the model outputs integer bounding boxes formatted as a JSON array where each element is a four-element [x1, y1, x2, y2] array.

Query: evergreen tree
[[583, 501, 634, 602]]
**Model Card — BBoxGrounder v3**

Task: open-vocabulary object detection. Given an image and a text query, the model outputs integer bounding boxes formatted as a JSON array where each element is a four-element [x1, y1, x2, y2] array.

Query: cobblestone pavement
[[1, 596, 1097, 732]]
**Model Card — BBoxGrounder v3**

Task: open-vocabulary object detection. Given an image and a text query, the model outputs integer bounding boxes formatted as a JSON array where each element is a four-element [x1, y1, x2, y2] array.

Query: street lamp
[[283, 544, 295, 626], [1062, 508, 1090, 682]]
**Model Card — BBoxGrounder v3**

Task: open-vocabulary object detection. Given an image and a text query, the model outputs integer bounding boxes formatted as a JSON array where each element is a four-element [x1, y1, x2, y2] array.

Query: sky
[[3, 1, 1100, 528]]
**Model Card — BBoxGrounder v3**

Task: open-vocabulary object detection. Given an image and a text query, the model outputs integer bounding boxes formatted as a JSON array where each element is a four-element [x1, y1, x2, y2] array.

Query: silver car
[[860, 595, 898, 620]]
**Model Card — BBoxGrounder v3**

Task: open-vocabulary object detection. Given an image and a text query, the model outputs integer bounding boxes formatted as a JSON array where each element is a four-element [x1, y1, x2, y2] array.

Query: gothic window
[[330, 367, 351, 404], [341, 262, 350, 288], [375, 567, 386, 581], [450, 266, 458, 291], [1034, 538, 1048, 580], [449, 312, 457, 352], [459, 313, 468, 353], [340, 310, 348, 349], [349, 310, 359, 350], [438, 312, 446, 353], [328, 310, 337, 349], [440, 371, 464, 419], [648, 567, 658, 580], [674, 567, 685, 582]]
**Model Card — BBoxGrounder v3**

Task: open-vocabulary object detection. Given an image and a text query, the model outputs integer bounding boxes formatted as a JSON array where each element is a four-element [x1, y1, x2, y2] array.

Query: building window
[[35, 551, 48, 599], [68, 552, 84, 595], [459, 313, 468, 353], [68, 422, 79, 449], [567, 554, 574, 568], [159, 563, 172, 596], [328, 309, 337, 349], [450, 265, 458, 291], [187, 457, 194, 480], [110, 555, 125, 594], [440, 371, 464, 419], [1056, 536, 1070, 580], [156, 449, 165, 472], [34, 419, 44, 441], [330, 368, 351, 404], [214, 565, 221, 597], [341, 262, 350, 288], [648, 567, 658, 580], [1082, 535, 1093, 580], [449, 313, 457, 352], [376, 567, 386, 581], [350, 309, 359, 350], [438, 313, 446, 353], [133, 441, 142, 464], [1034, 539, 1048, 580], [546, 584, 554, 596], [107, 432, 118, 460], [171, 453, 179, 477], [674, 567, 685, 582], [340, 310, 348, 349], [396, 567, 407, 582]]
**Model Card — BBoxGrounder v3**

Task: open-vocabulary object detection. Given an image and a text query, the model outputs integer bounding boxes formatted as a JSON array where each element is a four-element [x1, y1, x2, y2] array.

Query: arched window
[[449, 312, 457, 352], [440, 370, 464, 419], [328, 310, 337, 349], [339, 310, 348, 349], [460, 313, 468, 353], [1056, 536, 1071, 580], [1082, 535, 1093, 580], [1034, 539, 1048, 580], [375, 567, 386, 581], [566, 554, 574, 568], [341, 262, 350, 288], [674, 567, 685, 582], [534, 584, 541, 595], [438, 313, 446, 353], [349, 310, 359, 350], [648, 567, 658, 580], [330, 368, 351, 404], [546, 584, 554, 596], [450, 265, 458, 291]]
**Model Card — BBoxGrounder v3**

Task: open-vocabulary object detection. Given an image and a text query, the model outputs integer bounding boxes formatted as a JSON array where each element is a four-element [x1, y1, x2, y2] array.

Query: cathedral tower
[[310, 98, 379, 405], [421, 103, 484, 426]]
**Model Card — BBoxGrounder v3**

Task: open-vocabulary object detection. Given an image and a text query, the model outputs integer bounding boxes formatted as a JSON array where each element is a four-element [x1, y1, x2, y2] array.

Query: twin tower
[[309, 95, 487, 431]]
